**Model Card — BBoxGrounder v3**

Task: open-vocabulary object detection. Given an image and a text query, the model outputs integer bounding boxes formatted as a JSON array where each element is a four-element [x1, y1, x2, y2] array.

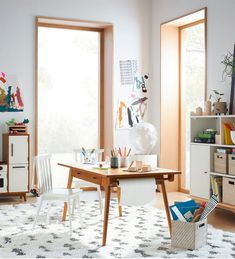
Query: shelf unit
[[190, 115, 235, 212]]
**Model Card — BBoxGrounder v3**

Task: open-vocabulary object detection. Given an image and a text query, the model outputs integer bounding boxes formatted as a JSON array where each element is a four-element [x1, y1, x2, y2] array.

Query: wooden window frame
[[35, 17, 113, 156]]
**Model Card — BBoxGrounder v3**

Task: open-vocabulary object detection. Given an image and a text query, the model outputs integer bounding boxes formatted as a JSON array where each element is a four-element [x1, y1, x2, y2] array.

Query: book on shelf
[[210, 175, 222, 202]]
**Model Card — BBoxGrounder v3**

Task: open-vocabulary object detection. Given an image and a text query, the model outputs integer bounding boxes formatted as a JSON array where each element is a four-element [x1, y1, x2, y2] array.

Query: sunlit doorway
[[160, 8, 206, 192], [180, 21, 206, 190]]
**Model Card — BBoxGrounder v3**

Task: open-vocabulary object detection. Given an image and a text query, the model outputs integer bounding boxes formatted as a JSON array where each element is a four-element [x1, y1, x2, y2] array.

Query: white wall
[[150, 0, 235, 154], [0, 0, 151, 162]]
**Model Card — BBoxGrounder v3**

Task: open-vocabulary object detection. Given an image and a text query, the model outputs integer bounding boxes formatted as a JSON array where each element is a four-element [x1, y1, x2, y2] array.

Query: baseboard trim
[[179, 188, 190, 194]]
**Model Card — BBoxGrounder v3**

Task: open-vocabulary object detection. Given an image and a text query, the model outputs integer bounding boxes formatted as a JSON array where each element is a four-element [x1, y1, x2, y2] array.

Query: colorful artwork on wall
[[0, 72, 24, 112]]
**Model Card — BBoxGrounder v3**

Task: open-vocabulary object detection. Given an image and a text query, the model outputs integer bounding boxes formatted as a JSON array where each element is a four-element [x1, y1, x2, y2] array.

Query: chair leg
[[46, 203, 51, 225], [33, 198, 43, 230], [72, 199, 77, 215], [76, 196, 83, 226], [98, 188, 103, 214], [68, 198, 72, 236]]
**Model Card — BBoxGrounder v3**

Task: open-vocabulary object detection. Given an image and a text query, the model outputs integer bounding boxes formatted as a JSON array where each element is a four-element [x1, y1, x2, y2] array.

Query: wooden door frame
[[160, 7, 207, 192]]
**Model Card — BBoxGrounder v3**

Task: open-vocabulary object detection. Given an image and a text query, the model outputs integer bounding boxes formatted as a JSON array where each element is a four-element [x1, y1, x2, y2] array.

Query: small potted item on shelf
[[204, 100, 212, 115], [209, 90, 228, 115], [195, 107, 203, 116]]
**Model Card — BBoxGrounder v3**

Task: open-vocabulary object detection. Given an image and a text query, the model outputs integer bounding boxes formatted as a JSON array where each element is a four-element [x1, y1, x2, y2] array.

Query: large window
[[37, 25, 101, 186]]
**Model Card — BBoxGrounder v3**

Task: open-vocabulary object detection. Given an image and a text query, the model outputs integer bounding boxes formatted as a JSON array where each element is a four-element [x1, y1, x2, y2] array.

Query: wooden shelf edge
[[190, 142, 235, 148], [191, 115, 235, 119], [210, 172, 235, 179], [190, 195, 235, 213]]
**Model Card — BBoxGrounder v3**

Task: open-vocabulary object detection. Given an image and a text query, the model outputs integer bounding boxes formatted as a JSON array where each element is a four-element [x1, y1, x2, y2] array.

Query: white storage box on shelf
[[171, 219, 207, 250], [228, 154, 235, 176], [214, 153, 228, 174], [223, 177, 235, 205]]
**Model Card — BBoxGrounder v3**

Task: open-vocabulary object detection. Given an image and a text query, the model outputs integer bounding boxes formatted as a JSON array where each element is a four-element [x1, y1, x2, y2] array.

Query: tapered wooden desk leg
[[117, 186, 122, 217], [62, 169, 73, 221], [102, 184, 111, 246], [159, 180, 172, 235]]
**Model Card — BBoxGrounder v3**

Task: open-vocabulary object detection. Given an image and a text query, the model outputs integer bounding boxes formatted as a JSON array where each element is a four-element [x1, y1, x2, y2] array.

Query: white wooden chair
[[32, 154, 82, 235], [72, 149, 103, 214]]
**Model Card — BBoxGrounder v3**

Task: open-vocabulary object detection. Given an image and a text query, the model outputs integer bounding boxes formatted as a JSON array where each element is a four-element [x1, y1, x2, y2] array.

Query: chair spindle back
[[35, 154, 53, 194]]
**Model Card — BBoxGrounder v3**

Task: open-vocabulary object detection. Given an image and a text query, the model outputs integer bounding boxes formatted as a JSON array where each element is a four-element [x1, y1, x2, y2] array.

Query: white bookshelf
[[190, 115, 235, 212]]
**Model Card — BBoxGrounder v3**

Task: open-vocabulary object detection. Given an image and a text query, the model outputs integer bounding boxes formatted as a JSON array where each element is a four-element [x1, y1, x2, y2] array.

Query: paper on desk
[[118, 178, 156, 206]]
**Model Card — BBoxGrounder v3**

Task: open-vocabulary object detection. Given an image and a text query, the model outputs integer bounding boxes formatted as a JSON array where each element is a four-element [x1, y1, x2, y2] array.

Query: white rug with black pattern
[[0, 199, 235, 258]]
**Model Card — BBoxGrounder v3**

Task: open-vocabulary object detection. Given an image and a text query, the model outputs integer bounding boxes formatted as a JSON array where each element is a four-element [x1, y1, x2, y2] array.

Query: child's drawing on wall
[[0, 72, 24, 112]]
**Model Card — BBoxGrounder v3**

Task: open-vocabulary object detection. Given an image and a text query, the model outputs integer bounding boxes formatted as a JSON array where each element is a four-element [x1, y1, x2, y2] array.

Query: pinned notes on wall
[[116, 60, 149, 129], [0, 72, 24, 112], [120, 60, 138, 85]]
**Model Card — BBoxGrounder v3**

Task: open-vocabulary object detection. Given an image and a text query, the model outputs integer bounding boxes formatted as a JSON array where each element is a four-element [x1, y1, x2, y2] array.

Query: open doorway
[[179, 20, 206, 190], [160, 8, 207, 192]]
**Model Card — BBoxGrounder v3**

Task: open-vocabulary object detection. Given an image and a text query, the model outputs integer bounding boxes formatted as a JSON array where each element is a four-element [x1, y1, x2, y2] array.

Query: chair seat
[[43, 188, 81, 200]]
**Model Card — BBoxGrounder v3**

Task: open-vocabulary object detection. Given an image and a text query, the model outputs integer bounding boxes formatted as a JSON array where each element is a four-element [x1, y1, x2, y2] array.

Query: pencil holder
[[110, 157, 119, 168], [120, 156, 129, 168]]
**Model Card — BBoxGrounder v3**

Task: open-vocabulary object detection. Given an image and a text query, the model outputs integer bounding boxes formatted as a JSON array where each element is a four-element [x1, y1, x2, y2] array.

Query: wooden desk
[[59, 163, 180, 246]]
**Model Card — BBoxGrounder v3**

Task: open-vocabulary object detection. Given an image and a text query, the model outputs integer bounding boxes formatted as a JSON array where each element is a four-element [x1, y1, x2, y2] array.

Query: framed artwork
[[0, 72, 24, 112]]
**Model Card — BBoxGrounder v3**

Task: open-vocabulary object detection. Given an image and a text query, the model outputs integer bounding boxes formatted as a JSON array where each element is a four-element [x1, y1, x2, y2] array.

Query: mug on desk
[[110, 156, 119, 168], [120, 156, 129, 168]]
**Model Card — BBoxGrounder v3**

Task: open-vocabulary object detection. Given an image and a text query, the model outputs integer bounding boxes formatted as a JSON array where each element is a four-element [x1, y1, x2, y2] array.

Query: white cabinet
[[190, 144, 211, 199], [2, 134, 30, 200], [9, 136, 28, 164]]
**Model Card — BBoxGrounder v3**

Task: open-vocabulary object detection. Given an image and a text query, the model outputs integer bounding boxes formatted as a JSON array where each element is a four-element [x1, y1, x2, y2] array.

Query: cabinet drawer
[[9, 165, 28, 192], [74, 171, 102, 186]]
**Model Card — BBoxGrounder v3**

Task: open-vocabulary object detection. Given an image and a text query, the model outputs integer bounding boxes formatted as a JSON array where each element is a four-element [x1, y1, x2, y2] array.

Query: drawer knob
[[0, 166, 3, 170], [204, 171, 208, 174]]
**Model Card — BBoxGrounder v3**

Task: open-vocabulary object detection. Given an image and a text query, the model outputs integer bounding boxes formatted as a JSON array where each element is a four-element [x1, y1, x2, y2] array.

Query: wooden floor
[[0, 191, 234, 233]]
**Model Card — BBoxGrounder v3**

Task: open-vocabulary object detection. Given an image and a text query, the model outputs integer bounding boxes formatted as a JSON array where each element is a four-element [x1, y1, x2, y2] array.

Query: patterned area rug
[[0, 199, 235, 258]]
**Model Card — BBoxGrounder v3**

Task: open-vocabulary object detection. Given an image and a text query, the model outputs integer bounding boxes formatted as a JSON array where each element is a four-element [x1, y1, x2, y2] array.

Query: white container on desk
[[130, 154, 158, 168], [120, 156, 129, 168]]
